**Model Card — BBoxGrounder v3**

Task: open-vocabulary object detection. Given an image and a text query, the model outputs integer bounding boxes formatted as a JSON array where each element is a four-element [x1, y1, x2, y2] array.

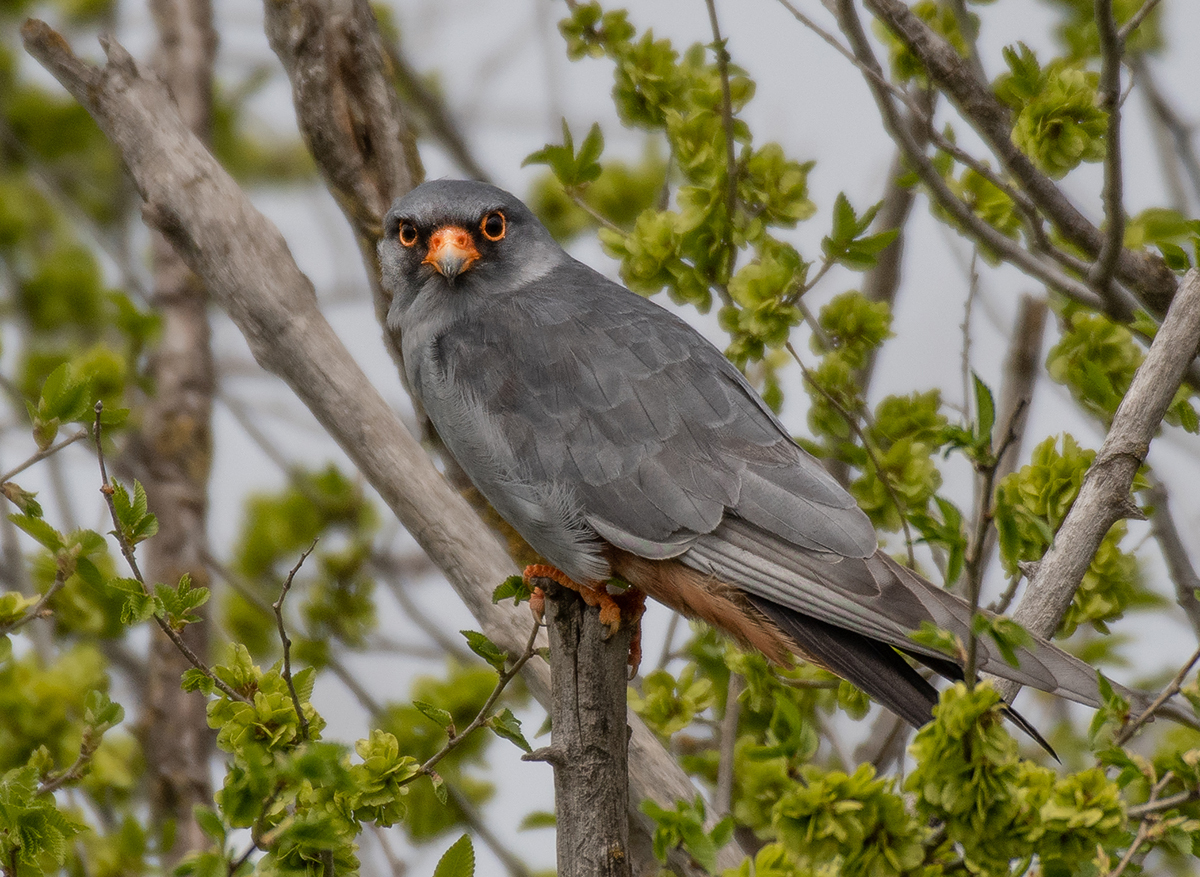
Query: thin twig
[[1110, 770, 1175, 877], [92, 403, 249, 704], [945, 0, 985, 83], [1089, 0, 1126, 296], [1113, 644, 1200, 746], [1145, 477, 1200, 637], [0, 429, 90, 485], [1126, 787, 1200, 818], [656, 612, 682, 672], [959, 250, 979, 422], [788, 342, 917, 567], [0, 571, 67, 637], [1130, 56, 1200, 209], [705, 0, 740, 282], [962, 401, 1026, 686], [565, 189, 623, 233], [274, 539, 319, 742], [1118, 0, 1163, 42], [714, 673, 743, 816], [410, 619, 542, 784]]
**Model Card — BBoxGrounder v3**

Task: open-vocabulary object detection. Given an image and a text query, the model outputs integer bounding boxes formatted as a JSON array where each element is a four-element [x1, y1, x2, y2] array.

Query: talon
[[523, 563, 645, 669], [529, 586, 545, 623]]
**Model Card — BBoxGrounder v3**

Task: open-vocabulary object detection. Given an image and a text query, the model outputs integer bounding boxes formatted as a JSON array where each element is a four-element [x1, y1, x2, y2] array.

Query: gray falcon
[[379, 178, 1125, 740]]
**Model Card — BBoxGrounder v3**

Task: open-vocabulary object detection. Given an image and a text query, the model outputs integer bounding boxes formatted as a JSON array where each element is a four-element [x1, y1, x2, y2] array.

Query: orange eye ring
[[398, 222, 418, 247], [480, 211, 506, 242]]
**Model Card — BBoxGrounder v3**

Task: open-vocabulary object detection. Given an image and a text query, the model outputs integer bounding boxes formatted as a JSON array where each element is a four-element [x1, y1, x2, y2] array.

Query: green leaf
[[523, 120, 605, 188], [461, 629, 508, 673], [973, 372, 995, 442], [492, 575, 534, 605], [9, 513, 64, 551], [156, 573, 210, 630], [488, 708, 532, 753], [429, 770, 448, 806], [519, 810, 556, 830], [181, 668, 215, 695], [432, 834, 475, 877], [413, 700, 455, 730]]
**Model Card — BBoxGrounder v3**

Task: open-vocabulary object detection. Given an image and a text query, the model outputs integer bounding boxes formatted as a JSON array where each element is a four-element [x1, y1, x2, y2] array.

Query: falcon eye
[[480, 211, 506, 242], [398, 222, 418, 247]]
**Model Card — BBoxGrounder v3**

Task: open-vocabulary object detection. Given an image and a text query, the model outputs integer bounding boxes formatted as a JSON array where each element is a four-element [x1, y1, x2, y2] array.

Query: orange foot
[[523, 564, 647, 676]]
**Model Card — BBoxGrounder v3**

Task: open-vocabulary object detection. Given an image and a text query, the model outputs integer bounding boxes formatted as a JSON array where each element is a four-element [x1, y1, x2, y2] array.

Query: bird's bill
[[423, 225, 480, 280]]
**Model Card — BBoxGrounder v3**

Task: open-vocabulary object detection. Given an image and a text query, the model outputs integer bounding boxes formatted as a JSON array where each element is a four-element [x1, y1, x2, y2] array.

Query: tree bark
[[19, 25, 743, 869], [135, 0, 218, 864], [533, 584, 634, 877], [1000, 269, 1200, 698]]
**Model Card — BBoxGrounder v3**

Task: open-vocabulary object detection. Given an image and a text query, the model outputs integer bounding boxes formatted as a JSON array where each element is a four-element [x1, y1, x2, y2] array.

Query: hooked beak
[[423, 225, 480, 282]]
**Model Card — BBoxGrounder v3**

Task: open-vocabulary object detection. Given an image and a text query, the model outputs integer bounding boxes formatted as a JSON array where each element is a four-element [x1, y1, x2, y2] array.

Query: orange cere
[[423, 225, 480, 276]]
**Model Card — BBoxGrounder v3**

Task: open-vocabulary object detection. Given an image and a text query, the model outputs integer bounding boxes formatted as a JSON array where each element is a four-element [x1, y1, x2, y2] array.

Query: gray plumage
[[379, 179, 1130, 737]]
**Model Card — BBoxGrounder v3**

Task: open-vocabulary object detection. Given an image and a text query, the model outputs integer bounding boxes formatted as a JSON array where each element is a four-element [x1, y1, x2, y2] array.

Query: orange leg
[[523, 564, 646, 675]]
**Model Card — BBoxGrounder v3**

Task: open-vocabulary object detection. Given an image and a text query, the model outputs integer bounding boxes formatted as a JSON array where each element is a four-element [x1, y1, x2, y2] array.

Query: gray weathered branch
[[136, 0, 219, 862], [19, 22, 738, 867], [1001, 270, 1200, 698], [530, 585, 634, 877], [862, 0, 1177, 317]]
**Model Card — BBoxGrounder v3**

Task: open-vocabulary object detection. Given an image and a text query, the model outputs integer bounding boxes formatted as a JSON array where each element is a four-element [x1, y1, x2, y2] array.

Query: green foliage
[[822, 194, 899, 271], [225, 464, 379, 660], [850, 391, 948, 533], [553, 1, 878, 399], [993, 435, 1144, 636], [433, 834, 475, 877], [629, 666, 716, 738], [527, 145, 667, 241], [641, 796, 734, 873], [1046, 0, 1164, 59], [524, 119, 605, 188], [773, 763, 927, 877], [996, 44, 1107, 178], [1048, 304, 1199, 431], [909, 683, 1127, 874], [0, 764, 82, 876]]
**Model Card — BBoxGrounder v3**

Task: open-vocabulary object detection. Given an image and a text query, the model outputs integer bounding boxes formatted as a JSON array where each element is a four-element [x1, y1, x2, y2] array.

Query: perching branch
[[19, 24, 736, 863], [525, 582, 635, 877]]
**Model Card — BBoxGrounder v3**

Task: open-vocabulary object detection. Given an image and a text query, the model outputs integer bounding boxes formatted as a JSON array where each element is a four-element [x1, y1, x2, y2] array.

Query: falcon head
[[379, 180, 568, 316]]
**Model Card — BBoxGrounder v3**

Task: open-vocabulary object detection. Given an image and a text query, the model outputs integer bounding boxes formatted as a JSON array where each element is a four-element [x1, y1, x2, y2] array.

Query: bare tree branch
[[834, 0, 1108, 312], [1089, 0, 1126, 295], [526, 584, 634, 877], [862, 0, 1178, 317], [134, 1, 222, 862], [1000, 269, 1200, 698], [262, 0, 423, 380], [379, 32, 492, 184], [18, 25, 739, 866], [1145, 477, 1200, 638]]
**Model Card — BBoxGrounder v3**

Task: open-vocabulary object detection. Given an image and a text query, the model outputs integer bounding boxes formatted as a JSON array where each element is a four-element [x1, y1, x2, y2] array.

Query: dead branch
[[19, 23, 739, 866]]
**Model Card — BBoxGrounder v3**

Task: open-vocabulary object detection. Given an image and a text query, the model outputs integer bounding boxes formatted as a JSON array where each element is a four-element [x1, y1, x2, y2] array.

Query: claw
[[529, 585, 545, 624], [522, 563, 645, 672]]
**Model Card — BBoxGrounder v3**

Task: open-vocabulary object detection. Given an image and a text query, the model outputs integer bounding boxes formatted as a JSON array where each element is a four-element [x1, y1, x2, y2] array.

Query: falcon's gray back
[[379, 180, 876, 583]]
